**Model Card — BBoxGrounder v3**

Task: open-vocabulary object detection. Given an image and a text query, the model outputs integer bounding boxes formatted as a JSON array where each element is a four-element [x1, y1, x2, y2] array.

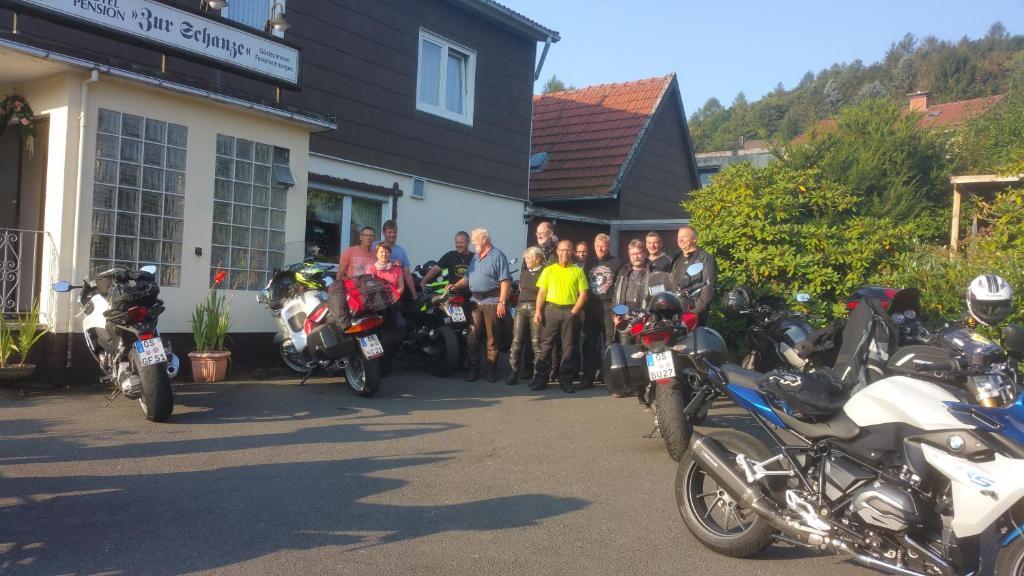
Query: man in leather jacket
[[670, 225, 717, 326]]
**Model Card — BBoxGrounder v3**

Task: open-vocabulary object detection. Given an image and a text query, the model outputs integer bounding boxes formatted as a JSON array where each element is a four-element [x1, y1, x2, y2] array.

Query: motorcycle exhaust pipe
[[689, 432, 822, 544], [166, 353, 180, 379]]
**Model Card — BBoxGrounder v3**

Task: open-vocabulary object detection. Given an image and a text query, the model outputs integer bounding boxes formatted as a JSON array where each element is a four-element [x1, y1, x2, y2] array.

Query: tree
[[823, 78, 843, 117], [542, 74, 574, 94], [855, 80, 889, 102]]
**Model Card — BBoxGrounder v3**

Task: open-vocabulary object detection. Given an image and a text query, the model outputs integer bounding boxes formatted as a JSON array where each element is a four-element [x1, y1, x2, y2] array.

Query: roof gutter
[[452, 0, 560, 42], [0, 38, 337, 131]]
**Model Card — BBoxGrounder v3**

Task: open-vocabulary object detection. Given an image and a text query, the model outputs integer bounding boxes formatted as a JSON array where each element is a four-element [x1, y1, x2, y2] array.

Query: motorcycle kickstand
[[298, 364, 320, 387], [643, 426, 662, 439], [105, 387, 122, 404]]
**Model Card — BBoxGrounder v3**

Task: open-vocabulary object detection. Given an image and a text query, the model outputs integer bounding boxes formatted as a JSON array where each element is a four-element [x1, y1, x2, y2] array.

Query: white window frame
[[416, 28, 476, 126]]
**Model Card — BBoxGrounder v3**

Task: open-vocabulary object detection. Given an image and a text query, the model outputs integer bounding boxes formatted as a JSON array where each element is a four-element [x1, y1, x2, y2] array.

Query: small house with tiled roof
[[527, 74, 699, 256]]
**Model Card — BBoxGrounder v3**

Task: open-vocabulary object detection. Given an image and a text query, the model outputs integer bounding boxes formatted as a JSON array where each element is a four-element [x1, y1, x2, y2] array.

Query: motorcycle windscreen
[[641, 271, 678, 309], [889, 288, 923, 319]]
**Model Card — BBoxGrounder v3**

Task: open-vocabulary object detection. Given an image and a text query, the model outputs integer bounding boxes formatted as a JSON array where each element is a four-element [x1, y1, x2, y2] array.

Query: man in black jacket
[[579, 233, 622, 389], [670, 225, 717, 326]]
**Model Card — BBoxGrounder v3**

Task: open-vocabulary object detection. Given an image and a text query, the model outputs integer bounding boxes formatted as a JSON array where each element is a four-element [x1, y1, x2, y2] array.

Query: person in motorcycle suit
[[506, 246, 546, 385], [670, 225, 717, 326], [534, 221, 558, 265], [611, 240, 650, 338]]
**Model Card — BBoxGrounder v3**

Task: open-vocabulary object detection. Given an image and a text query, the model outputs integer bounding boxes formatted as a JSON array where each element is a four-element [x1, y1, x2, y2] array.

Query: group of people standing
[[335, 219, 717, 392]]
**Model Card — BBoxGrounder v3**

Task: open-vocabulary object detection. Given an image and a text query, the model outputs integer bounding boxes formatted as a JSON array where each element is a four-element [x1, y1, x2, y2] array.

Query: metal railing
[[0, 228, 58, 326]]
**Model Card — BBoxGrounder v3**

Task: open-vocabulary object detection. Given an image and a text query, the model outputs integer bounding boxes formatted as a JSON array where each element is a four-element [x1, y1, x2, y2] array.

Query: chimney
[[907, 90, 930, 112]]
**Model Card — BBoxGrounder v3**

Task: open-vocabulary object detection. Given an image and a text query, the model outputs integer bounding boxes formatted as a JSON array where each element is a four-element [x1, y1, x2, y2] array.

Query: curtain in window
[[223, 0, 286, 31], [306, 189, 343, 261], [418, 39, 442, 107], [349, 197, 382, 248], [445, 52, 466, 114]]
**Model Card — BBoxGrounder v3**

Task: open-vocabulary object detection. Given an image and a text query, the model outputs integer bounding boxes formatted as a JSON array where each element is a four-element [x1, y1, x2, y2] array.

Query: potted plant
[[189, 270, 232, 382], [0, 301, 50, 381]]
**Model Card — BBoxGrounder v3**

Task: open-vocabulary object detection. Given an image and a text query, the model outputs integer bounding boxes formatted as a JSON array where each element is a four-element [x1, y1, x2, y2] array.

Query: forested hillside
[[688, 22, 1024, 152]]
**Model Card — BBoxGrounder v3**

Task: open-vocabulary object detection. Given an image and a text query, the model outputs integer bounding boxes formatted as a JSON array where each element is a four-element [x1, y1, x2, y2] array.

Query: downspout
[[66, 70, 100, 368]]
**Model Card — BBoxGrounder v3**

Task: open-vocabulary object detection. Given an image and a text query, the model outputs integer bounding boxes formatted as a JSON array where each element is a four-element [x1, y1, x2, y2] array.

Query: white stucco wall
[[10, 70, 313, 334], [308, 154, 528, 271]]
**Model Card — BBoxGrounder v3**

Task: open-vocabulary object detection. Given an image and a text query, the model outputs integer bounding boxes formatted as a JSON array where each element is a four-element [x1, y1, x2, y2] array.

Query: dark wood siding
[[616, 92, 696, 219], [1, 0, 536, 198]]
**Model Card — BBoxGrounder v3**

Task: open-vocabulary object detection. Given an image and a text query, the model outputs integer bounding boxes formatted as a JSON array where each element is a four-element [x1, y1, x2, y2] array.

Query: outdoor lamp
[[201, 0, 228, 10], [266, 2, 290, 33]]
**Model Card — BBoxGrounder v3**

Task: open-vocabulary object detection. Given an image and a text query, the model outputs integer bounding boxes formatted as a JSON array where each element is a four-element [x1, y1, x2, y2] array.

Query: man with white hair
[[448, 228, 512, 382]]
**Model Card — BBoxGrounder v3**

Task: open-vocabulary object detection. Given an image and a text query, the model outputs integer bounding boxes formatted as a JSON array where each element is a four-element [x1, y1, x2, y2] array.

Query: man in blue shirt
[[447, 228, 511, 382], [372, 219, 417, 300]]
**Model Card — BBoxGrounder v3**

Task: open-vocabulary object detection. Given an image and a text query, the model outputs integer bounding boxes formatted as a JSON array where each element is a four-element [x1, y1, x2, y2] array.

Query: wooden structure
[[949, 173, 1023, 251]]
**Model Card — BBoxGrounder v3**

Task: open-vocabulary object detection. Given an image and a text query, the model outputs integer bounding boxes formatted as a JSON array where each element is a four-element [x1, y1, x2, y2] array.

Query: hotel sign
[[12, 0, 300, 85]]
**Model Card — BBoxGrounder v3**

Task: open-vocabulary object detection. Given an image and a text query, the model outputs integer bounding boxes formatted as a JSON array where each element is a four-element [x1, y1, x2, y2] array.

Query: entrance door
[[0, 118, 50, 317]]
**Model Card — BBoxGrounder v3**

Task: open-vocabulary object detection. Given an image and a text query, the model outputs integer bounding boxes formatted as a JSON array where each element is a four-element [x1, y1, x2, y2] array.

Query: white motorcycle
[[53, 265, 179, 422], [673, 313, 1024, 575]]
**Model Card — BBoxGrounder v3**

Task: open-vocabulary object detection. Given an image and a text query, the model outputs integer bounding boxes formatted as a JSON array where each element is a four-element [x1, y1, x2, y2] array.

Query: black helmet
[[648, 292, 684, 319], [723, 286, 752, 318]]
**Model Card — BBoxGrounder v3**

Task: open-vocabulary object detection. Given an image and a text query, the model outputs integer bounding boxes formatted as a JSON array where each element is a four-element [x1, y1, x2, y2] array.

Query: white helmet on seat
[[967, 274, 1013, 326]]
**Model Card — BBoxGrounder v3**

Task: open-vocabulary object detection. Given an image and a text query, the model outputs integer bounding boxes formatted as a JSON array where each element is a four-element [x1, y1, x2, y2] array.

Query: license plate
[[446, 305, 466, 323], [134, 338, 167, 366], [646, 351, 675, 380], [358, 334, 384, 359]]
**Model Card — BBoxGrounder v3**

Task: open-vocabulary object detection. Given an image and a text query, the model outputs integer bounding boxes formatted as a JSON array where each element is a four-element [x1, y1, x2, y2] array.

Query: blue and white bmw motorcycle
[[673, 283, 1024, 575]]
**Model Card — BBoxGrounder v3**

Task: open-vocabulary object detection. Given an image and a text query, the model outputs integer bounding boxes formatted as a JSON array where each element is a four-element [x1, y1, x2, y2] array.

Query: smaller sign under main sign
[[14, 0, 300, 85]]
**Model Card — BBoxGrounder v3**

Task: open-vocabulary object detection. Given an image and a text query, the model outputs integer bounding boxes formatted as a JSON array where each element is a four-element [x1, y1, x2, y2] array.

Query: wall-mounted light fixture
[[200, 0, 228, 11], [266, 2, 290, 33]]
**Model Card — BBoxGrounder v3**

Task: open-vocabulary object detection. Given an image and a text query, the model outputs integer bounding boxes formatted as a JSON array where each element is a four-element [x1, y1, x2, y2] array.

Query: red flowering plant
[[0, 94, 37, 155], [191, 269, 232, 352]]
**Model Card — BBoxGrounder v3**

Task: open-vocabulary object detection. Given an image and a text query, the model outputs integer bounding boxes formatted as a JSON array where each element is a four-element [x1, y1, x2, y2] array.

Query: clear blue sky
[[501, 0, 1024, 115]]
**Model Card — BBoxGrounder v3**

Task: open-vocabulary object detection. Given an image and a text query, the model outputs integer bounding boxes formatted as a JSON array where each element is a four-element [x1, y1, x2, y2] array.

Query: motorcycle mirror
[[1003, 323, 1024, 359], [685, 262, 704, 276], [52, 281, 72, 293], [611, 304, 629, 316], [795, 293, 811, 302], [139, 265, 157, 275]]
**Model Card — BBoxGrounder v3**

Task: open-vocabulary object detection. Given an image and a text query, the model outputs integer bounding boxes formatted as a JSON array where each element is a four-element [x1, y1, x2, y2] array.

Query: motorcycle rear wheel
[[345, 355, 382, 398], [996, 536, 1024, 576], [676, 430, 773, 558], [655, 379, 693, 461], [131, 349, 174, 423]]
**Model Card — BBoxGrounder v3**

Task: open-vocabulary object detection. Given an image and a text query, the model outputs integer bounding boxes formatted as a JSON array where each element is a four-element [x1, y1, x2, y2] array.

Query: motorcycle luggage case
[[885, 345, 960, 383], [602, 343, 648, 396], [306, 323, 355, 360]]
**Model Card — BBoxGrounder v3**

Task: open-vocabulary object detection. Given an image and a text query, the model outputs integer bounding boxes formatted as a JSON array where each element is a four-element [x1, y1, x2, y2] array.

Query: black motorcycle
[[603, 264, 709, 461], [53, 266, 178, 422], [723, 287, 815, 372], [392, 264, 467, 376]]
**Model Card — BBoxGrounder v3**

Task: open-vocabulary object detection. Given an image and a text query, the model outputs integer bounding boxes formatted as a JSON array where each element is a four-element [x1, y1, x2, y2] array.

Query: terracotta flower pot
[[189, 351, 231, 383], [0, 364, 35, 381]]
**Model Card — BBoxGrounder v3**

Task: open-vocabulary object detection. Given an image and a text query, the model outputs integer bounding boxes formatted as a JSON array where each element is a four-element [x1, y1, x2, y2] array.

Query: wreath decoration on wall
[[0, 94, 37, 156]]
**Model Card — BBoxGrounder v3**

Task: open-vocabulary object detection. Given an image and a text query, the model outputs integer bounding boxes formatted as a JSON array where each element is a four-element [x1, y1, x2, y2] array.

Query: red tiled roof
[[530, 75, 675, 199], [917, 94, 1005, 128], [791, 94, 1005, 144]]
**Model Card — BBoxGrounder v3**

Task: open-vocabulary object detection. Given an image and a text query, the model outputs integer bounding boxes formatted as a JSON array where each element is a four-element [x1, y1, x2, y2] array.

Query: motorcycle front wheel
[[279, 343, 314, 374], [996, 536, 1024, 576], [430, 325, 460, 377], [131, 349, 174, 422], [345, 354, 382, 398], [654, 379, 693, 461]]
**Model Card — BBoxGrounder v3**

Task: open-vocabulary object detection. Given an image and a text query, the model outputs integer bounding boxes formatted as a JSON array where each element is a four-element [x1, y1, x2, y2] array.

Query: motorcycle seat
[[774, 408, 860, 441], [720, 362, 763, 391]]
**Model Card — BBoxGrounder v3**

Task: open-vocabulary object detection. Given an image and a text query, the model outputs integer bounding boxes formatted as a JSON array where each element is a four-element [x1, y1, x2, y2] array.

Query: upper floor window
[[222, 0, 287, 37], [416, 29, 476, 126]]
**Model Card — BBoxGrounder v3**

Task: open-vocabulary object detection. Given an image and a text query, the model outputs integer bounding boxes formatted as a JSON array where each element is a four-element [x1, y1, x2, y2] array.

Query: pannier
[[602, 342, 648, 396]]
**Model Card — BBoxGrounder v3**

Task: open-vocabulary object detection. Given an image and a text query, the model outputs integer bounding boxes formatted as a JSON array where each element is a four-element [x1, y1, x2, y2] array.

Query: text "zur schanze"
[[133, 7, 252, 60]]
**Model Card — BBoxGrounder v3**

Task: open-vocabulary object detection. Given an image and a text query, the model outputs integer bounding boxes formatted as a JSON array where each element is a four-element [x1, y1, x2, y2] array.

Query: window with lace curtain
[[416, 29, 475, 126], [304, 189, 384, 263], [221, 0, 287, 36]]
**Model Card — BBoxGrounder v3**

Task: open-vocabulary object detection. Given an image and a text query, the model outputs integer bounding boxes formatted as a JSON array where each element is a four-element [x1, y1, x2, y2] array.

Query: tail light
[[139, 332, 154, 341], [629, 322, 644, 336], [682, 312, 698, 332], [303, 306, 330, 334], [346, 315, 384, 334], [127, 306, 149, 323], [640, 330, 671, 347], [448, 295, 465, 306]]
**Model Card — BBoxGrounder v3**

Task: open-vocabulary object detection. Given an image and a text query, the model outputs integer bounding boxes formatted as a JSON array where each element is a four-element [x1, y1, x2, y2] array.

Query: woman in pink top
[[337, 226, 376, 281], [366, 243, 405, 300]]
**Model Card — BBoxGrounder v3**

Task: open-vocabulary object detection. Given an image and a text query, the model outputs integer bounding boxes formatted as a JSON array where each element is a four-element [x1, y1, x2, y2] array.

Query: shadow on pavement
[[0, 453, 590, 575]]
